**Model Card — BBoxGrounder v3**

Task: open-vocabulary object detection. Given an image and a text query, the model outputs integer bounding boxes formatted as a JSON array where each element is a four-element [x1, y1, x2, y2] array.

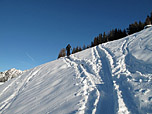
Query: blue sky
[[0, 0, 152, 71]]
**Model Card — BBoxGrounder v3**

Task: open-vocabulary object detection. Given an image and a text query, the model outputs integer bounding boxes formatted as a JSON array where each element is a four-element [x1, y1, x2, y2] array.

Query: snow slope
[[0, 27, 152, 114]]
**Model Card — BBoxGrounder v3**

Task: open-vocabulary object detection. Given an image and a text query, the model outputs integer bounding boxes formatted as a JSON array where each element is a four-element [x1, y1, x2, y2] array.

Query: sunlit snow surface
[[0, 27, 152, 114]]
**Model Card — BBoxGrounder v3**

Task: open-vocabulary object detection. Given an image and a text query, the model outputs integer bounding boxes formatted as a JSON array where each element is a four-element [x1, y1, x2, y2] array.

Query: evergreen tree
[[103, 32, 107, 42], [98, 33, 103, 44], [118, 29, 124, 39], [83, 44, 86, 50], [122, 29, 127, 37], [93, 37, 98, 46], [114, 28, 118, 40], [75, 46, 79, 53], [58, 48, 66, 58], [87, 45, 90, 49], [72, 47, 76, 54], [79, 46, 82, 51], [91, 41, 94, 47], [108, 29, 115, 41], [138, 21, 145, 31], [145, 15, 151, 25], [127, 21, 139, 35], [150, 12, 152, 22]]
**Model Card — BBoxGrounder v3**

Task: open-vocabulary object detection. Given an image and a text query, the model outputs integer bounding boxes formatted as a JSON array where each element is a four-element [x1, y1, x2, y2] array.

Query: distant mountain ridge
[[0, 68, 23, 82]]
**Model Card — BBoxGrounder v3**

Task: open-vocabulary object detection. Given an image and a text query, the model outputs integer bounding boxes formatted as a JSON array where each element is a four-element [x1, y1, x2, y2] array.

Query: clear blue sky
[[0, 0, 152, 71]]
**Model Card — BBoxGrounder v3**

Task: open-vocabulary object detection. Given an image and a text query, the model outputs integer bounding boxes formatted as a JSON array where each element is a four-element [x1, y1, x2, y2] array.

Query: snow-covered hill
[[0, 68, 23, 83], [0, 27, 152, 114]]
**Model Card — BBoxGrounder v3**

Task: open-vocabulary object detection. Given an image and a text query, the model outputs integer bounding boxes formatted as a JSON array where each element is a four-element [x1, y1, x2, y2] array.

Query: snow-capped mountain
[[0, 27, 152, 114], [0, 68, 23, 83]]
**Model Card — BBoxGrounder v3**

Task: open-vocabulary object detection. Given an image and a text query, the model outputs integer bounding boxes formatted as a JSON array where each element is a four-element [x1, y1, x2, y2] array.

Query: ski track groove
[[116, 37, 141, 114], [91, 47, 103, 82], [64, 55, 101, 114], [99, 43, 131, 114], [65, 45, 119, 114], [65, 45, 122, 114], [100, 37, 141, 114], [71, 47, 105, 113], [0, 67, 41, 113], [95, 45, 116, 114], [64, 57, 88, 114]]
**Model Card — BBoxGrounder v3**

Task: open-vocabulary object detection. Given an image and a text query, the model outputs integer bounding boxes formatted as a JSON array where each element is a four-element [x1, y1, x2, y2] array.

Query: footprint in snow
[[148, 97, 152, 101], [134, 89, 140, 92], [141, 89, 147, 94]]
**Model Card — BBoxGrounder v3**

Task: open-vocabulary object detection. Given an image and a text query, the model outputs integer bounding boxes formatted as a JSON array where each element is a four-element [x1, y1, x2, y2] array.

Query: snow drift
[[0, 27, 152, 114]]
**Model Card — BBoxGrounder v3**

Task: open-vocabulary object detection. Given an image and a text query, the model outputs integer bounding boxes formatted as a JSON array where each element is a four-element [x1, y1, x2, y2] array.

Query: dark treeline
[[58, 11, 152, 58]]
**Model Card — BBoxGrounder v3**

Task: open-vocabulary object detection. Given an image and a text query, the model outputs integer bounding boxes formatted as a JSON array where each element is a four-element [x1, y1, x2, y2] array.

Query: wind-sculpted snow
[[0, 27, 152, 114]]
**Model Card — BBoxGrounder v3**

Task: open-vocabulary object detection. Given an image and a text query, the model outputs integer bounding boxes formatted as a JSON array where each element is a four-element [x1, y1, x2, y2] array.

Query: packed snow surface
[[0, 27, 152, 114]]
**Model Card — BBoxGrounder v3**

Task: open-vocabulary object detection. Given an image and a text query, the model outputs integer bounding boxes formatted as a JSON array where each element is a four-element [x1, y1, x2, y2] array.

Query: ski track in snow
[[100, 35, 141, 114], [101, 40, 132, 114], [0, 67, 42, 113], [111, 36, 141, 114], [96, 46, 116, 114], [64, 56, 100, 114], [65, 45, 129, 114], [72, 47, 103, 114], [64, 46, 114, 114], [64, 43, 133, 114]]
